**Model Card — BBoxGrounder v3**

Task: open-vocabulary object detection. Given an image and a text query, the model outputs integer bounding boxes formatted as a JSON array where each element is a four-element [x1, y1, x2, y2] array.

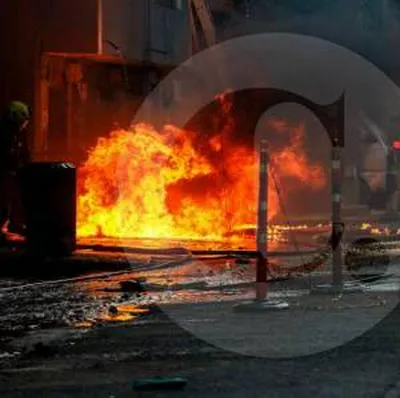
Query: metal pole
[[97, 0, 103, 54], [332, 145, 343, 291], [386, 149, 398, 215], [256, 140, 268, 300], [144, 0, 152, 61], [66, 78, 73, 160], [40, 55, 49, 161]]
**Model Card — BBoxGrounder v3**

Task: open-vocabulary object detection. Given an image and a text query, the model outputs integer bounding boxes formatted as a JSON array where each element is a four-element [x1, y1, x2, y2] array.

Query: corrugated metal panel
[[208, 0, 234, 13], [102, 0, 145, 60], [220, 0, 400, 73], [0, 0, 98, 106], [35, 0, 98, 53], [149, 2, 189, 64], [101, 0, 189, 65]]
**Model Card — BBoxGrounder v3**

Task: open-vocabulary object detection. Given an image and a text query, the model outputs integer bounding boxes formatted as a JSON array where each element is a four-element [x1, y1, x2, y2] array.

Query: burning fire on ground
[[77, 96, 326, 241]]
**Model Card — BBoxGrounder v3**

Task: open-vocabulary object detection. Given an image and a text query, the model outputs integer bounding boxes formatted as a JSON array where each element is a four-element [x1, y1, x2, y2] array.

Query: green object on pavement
[[133, 376, 187, 391]]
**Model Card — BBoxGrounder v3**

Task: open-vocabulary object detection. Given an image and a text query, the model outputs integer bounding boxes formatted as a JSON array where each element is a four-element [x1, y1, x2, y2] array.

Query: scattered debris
[[108, 306, 118, 316], [119, 280, 145, 293], [132, 376, 187, 391], [27, 342, 57, 358], [0, 351, 20, 359]]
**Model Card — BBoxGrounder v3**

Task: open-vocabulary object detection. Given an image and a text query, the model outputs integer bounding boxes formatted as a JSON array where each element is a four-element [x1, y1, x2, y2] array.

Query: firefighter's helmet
[[3, 101, 31, 125]]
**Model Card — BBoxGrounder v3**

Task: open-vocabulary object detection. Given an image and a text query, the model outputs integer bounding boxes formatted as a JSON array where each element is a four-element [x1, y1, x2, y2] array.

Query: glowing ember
[[77, 103, 326, 241], [359, 222, 392, 236], [360, 223, 371, 230]]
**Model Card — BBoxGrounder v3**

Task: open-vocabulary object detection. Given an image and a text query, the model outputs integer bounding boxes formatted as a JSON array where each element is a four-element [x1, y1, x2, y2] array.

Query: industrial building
[[1, 5, 400, 394], [1, 0, 400, 211]]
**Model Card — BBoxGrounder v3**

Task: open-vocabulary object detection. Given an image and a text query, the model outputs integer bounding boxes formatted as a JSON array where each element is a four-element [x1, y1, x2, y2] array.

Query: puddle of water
[[0, 240, 326, 333], [67, 254, 317, 328], [365, 282, 400, 292], [73, 304, 150, 329], [100, 313, 138, 323], [74, 321, 94, 329]]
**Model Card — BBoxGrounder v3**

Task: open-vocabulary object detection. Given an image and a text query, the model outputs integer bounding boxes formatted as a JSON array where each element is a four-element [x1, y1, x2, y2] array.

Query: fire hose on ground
[[0, 241, 333, 293], [0, 237, 390, 295], [0, 257, 191, 293]]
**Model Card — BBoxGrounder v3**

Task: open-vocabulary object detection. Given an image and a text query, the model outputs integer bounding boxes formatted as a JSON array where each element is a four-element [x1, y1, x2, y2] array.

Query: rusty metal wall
[[34, 0, 98, 53], [0, 0, 190, 109], [0, 0, 98, 106], [0, 0, 99, 159]]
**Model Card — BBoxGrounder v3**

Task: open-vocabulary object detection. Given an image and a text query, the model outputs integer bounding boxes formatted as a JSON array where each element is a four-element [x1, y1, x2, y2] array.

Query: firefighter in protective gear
[[0, 101, 32, 239]]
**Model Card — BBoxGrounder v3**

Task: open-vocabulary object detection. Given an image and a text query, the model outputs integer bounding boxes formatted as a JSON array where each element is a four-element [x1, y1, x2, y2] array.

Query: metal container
[[20, 162, 76, 257]]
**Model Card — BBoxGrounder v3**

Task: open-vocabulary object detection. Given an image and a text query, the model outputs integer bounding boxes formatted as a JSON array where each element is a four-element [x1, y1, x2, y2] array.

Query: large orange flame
[[77, 102, 326, 241]]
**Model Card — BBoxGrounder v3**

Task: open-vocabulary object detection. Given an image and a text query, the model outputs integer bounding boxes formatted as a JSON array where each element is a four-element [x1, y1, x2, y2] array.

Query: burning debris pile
[[77, 96, 326, 241]]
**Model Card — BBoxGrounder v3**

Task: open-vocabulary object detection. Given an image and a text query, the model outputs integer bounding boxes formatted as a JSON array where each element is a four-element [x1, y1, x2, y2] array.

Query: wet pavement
[[0, 272, 400, 397], [0, 249, 398, 347], [1, 231, 400, 396], [0, 233, 323, 343], [0, 253, 292, 346], [0, 230, 397, 346]]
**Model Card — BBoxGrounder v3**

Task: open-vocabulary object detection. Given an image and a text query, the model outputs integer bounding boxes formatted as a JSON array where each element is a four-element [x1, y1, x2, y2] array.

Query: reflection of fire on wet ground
[[0, 222, 326, 345], [1, 218, 397, 355], [0, 241, 318, 344]]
